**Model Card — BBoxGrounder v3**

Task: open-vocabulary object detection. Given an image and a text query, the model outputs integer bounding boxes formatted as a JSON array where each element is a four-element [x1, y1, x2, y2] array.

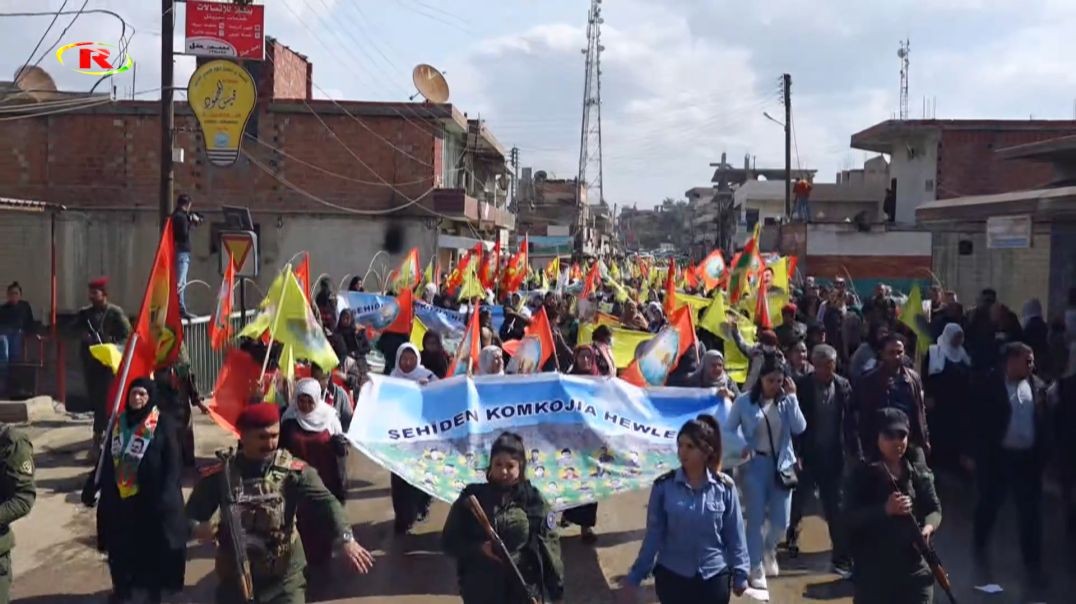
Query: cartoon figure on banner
[[507, 335, 543, 374], [634, 327, 681, 386]]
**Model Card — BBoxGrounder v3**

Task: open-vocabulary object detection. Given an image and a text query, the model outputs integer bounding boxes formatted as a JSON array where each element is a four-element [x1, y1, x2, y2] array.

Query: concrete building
[[851, 119, 1076, 225], [917, 134, 1076, 318], [0, 39, 514, 316], [514, 170, 587, 262], [733, 156, 890, 228]]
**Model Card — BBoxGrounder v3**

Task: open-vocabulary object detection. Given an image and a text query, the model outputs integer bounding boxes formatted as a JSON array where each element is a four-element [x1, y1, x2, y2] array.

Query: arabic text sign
[[185, 0, 266, 60], [188, 60, 257, 167], [346, 373, 746, 511]]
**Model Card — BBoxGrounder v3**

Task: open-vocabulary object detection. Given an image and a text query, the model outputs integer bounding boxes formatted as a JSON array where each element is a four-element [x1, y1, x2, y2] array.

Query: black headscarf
[[124, 376, 158, 427]]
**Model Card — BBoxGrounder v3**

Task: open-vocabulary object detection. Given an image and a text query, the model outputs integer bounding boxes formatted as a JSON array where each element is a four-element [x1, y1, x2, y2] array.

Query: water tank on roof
[[535, 171, 547, 182]]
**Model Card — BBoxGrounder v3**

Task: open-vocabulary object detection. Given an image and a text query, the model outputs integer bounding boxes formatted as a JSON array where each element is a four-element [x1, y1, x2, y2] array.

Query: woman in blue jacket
[[620, 414, 749, 603], [726, 356, 806, 591]]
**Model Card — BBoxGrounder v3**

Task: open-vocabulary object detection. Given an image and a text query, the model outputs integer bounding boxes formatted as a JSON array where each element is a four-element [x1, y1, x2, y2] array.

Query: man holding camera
[[173, 194, 202, 319]]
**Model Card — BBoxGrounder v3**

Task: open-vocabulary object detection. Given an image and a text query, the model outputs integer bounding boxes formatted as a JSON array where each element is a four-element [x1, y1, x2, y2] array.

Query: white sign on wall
[[986, 215, 1032, 249]]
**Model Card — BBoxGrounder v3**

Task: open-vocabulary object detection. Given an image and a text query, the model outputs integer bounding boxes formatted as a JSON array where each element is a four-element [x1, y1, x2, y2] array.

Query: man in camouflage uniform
[[0, 422, 35, 602], [186, 404, 373, 603], [77, 277, 130, 462]]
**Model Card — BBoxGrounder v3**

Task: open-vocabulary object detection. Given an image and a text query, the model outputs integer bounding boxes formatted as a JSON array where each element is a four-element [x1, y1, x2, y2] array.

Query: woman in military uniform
[[82, 377, 187, 604], [442, 432, 564, 603], [843, 408, 942, 604]]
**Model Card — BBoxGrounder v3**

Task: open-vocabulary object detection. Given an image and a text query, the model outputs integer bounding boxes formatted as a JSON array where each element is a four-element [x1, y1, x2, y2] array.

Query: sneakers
[[749, 565, 768, 590], [763, 551, 780, 577], [831, 560, 853, 580]]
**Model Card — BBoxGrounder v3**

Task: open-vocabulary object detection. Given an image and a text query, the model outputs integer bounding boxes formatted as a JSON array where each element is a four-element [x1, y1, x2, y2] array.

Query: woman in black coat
[[82, 377, 187, 603]]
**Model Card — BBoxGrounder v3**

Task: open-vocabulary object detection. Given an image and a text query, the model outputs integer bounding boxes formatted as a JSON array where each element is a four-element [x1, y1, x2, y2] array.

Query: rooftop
[[851, 118, 1076, 153], [916, 185, 1076, 223]]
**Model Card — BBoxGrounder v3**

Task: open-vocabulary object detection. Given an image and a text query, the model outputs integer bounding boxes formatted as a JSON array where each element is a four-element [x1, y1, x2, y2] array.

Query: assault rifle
[[465, 495, 538, 604], [218, 450, 255, 603], [879, 463, 957, 604]]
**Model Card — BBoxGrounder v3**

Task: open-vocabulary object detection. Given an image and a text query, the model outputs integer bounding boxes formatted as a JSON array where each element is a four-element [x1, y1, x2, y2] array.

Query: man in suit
[[969, 342, 1048, 571], [786, 344, 854, 578]]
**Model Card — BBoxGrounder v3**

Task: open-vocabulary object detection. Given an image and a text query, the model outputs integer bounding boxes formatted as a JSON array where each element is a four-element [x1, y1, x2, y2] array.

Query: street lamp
[[762, 111, 785, 128]]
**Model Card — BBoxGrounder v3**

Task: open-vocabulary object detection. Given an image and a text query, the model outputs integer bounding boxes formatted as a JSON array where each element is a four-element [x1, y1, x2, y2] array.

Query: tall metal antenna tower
[[898, 39, 910, 120], [575, 0, 605, 254]]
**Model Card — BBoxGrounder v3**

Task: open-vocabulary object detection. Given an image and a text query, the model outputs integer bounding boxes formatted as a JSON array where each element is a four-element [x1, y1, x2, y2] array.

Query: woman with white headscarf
[[281, 377, 349, 568], [477, 345, 505, 375], [386, 343, 436, 533], [923, 323, 972, 469], [390, 343, 437, 385]]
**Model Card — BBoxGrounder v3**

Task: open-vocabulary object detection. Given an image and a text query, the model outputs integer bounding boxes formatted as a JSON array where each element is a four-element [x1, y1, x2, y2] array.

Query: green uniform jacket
[[185, 450, 351, 604], [843, 458, 942, 585], [0, 424, 36, 555], [77, 303, 131, 348], [442, 482, 564, 604]]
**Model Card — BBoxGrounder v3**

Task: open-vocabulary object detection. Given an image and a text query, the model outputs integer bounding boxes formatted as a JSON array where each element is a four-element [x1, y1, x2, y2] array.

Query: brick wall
[[265, 40, 311, 100], [937, 125, 1076, 198], [805, 255, 932, 280], [0, 103, 440, 213]]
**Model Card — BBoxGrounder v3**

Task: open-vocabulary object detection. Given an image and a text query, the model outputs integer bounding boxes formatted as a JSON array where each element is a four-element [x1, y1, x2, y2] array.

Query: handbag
[[763, 403, 798, 490]]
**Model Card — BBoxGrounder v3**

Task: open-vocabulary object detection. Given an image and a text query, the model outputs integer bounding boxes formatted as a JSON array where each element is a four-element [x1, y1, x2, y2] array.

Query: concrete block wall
[[932, 230, 1053, 315]]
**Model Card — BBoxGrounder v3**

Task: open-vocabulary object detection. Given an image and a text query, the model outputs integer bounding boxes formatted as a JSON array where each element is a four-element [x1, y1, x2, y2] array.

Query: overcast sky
[[4, 0, 1076, 208]]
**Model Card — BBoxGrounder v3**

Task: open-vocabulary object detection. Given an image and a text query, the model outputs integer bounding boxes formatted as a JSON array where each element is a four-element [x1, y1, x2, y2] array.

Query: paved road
[[9, 410, 1075, 603]]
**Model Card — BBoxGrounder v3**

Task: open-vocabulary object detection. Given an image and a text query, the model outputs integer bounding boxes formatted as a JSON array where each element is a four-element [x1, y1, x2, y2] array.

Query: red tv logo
[[55, 41, 133, 76]]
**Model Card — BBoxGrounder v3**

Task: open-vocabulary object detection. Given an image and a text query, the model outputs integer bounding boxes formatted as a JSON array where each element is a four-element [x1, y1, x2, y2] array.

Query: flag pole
[[93, 332, 140, 484], [259, 265, 292, 385]]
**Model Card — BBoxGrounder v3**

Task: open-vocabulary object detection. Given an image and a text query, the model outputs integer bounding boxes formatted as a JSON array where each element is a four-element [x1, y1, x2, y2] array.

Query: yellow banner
[[578, 322, 653, 368]]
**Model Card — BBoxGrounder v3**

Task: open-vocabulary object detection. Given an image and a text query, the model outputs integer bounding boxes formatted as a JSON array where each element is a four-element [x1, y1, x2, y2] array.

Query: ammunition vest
[[220, 450, 298, 578]]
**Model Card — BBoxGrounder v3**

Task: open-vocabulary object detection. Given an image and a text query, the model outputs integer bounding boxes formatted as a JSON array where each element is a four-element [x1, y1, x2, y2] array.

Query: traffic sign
[[219, 230, 259, 277]]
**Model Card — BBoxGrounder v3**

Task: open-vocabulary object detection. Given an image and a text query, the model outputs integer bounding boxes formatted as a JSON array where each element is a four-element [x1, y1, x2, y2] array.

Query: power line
[[16, 0, 69, 78], [0, 97, 111, 121], [32, 0, 89, 69]]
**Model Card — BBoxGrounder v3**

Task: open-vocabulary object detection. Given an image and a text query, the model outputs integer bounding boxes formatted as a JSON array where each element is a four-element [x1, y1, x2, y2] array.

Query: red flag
[[501, 236, 529, 294], [787, 255, 799, 282], [294, 252, 311, 298], [581, 261, 601, 299], [620, 305, 698, 388], [447, 243, 483, 293], [503, 306, 556, 373], [448, 306, 481, 377], [755, 273, 774, 330], [209, 252, 236, 350], [383, 287, 414, 336], [105, 218, 185, 418], [479, 241, 501, 290], [205, 349, 263, 437], [663, 258, 678, 316], [683, 262, 699, 289], [697, 249, 726, 291]]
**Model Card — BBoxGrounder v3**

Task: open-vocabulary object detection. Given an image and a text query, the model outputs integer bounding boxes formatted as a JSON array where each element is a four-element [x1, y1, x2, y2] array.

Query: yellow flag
[[674, 292, 710, 313], [699, 290, 730, 336], [411, 317, 428, 350], [899, 284, 930, 362], [239, 270, 287, 340], [458, 261, 485, 301], [90, 343, 124, 374]]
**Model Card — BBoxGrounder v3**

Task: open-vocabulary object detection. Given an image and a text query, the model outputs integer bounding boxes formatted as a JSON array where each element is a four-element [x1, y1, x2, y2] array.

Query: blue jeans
[[741, 455, 793, 568], [793, 196, 810, 221], [176, 251, 191, 311], [0, 329, 24, 395]]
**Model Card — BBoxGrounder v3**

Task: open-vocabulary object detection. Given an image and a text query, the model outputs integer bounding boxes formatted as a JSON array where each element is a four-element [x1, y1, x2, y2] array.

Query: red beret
[[758, 330, 779, 346], [237, 403, 280, 430], [782, 303, 797, 314], [88, 276, 109, 291]]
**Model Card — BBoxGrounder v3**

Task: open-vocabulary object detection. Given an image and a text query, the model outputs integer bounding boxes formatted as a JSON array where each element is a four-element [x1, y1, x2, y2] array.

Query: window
[[925, 179, 935, 192]]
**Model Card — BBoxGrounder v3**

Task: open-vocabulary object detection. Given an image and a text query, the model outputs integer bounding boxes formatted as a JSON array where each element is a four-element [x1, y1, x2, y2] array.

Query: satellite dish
[[411, 64, 450, 103]]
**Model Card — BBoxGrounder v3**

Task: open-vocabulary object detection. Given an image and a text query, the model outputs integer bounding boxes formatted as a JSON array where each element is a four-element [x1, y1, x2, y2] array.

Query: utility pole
[[509, 147, 519, 211], [159, 0, 175, 231], [782, 73, 792, 219]]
